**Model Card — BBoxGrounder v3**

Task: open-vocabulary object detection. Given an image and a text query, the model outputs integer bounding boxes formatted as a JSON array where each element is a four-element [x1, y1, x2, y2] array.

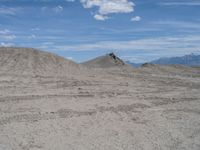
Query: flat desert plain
[[0, 48, 200, 150]]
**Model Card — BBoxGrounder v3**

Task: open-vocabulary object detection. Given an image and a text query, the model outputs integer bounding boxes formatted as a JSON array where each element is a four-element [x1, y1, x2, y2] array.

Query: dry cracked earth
[[0, 48, 200, 150]]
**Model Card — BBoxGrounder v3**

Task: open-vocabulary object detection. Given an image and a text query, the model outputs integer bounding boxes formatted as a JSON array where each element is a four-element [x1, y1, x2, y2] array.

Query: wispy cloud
[[0, 42, 14, 47], [39, 35, 200, 62], [0, 29, 16, 40], [28, 34, 36, 39], [53, 5, 63, 13], [152, 20, 200, 30], [0, 6, 21, 15], [31, 28, 40, 31], [66, 0, 75, 2], [121, 55, 147, 63], [41, 5, 64, 13], [159, 2, 200, 6], [51, 36, 200, 52]]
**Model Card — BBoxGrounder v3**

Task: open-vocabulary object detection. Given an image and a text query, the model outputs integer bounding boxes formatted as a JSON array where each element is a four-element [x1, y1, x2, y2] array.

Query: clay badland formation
[[0, 47, 200, 150]]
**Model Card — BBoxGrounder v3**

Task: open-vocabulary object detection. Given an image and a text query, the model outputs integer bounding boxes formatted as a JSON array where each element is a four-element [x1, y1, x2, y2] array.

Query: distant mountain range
[[126, 53, 200, 67]]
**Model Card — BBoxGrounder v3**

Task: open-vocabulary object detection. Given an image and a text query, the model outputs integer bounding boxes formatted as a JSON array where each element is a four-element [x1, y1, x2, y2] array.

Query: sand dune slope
[[0, 47, 80, 76], [82, 53, 127, 68]]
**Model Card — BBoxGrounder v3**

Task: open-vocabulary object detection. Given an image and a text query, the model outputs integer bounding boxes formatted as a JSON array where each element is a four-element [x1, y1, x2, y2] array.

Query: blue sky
[[0, 0, 200, 63]]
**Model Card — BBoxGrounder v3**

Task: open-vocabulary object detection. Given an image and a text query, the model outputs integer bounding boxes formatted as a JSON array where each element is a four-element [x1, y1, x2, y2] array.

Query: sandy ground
[[0, 48, 200, 150]]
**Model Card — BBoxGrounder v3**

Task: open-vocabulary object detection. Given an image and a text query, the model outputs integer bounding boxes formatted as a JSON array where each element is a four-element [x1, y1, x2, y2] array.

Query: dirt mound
[[141, 63, 157, 68], [0, 47, 80, 76], [82, 53, 126, 68], [139, 62, 200, 77]]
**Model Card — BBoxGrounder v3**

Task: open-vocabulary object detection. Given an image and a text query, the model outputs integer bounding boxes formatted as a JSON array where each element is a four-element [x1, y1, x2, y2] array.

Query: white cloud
[[41, 5, 63, 13], [131, 16, 141, 21], [66, 57, 73, 60], [0, 42, 14, 47], [53, 5, 63, 13], [94, 14, 108, 21], [0, 29, 16, 40], [80, 0, 135, 21]]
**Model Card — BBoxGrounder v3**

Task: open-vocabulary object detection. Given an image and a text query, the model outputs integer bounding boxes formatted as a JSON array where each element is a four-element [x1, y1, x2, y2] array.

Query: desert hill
[[0, 47, 198, 78], [0, 47, 200, 150], [0, 47, 80, 76], [138, 63, 200, 78], [82, 53, 127, 68]]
